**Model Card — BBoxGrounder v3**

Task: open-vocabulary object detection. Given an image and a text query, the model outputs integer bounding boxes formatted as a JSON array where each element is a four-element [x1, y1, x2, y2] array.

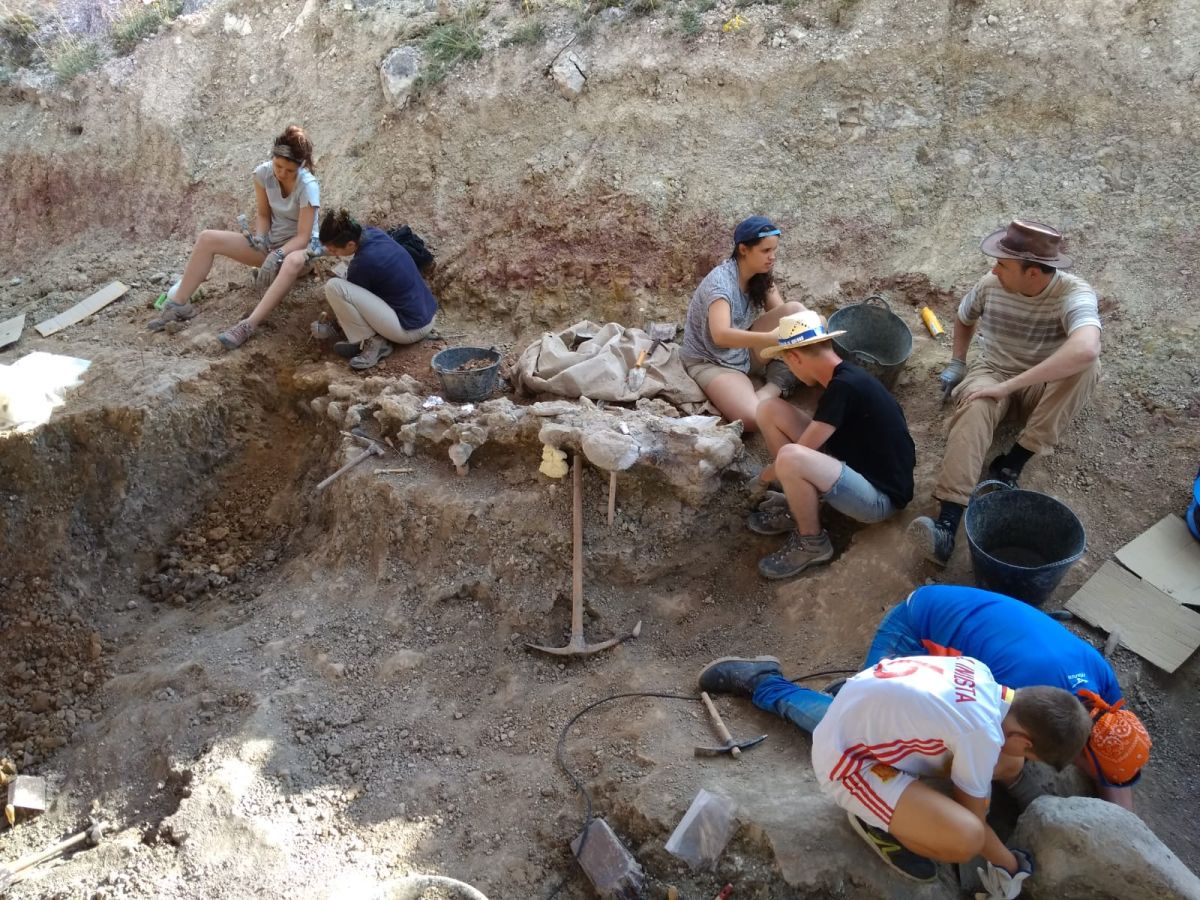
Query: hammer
[[1, 819, 107, 888], [694, 692, 766, 759]]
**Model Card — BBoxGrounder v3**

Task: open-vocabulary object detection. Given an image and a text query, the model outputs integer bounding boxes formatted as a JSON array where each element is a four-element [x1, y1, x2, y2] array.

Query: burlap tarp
[[515, 321, 707, 407]]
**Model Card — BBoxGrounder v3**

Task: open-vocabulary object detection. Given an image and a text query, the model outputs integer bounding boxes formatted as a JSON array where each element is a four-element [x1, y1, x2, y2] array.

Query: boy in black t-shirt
[[752, 311, 916, 578]]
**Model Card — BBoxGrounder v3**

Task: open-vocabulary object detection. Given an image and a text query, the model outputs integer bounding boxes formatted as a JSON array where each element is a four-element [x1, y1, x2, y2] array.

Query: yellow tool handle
[[634, 349, 648, 368], [921, 306, 945, 337]]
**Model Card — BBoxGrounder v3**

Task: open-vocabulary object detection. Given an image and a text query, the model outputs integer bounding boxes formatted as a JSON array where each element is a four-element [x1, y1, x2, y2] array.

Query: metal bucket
[[965, 480, 1086, 607], [828, 295, 913, 390], [431, 346, 501, 402]]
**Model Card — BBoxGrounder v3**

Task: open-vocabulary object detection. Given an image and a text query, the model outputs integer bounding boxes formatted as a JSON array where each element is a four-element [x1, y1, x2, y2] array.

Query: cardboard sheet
[[1066, 561, 1200, 673], [1115, 515, 1200, 608], [0, 313, 23, 349], [35, 281, 129, 337]]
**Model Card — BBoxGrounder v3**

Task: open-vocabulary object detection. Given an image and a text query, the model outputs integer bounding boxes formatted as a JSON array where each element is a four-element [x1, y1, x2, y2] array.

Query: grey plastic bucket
[[965, 480, 1086, 607], [828, 295, 913, 390], [431, 346, 501, 402]]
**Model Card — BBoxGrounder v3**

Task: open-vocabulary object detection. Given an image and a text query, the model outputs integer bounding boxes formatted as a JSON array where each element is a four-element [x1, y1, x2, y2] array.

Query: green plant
[[1, 11, 38, 66], [501, 17, 544, 45], [679, 6, 701, 35], [49, 36, 102, 82], [109, 0, 183, 55], [415, 12, 484, 89]]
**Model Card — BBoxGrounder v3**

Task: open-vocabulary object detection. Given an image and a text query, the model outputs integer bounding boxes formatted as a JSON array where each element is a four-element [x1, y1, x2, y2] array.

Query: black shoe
[[906, 515, 956, 567], [697, 656, 783, 698], [846, 813, 937, 883], [986, 460, 1021, 488]]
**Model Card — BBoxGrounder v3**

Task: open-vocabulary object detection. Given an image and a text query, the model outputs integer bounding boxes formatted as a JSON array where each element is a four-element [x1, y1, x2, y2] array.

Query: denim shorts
[[820, 463, 895, 524]]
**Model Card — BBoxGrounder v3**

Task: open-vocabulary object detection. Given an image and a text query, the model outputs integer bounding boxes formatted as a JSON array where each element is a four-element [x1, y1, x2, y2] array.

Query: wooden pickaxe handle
[[700, 691, 740, 758]]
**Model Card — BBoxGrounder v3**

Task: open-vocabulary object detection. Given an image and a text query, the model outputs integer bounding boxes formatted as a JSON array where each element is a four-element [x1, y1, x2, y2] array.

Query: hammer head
[[694, 734, 767, 758]]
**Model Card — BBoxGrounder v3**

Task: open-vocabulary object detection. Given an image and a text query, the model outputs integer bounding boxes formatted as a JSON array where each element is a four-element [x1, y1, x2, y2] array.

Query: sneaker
[[748, 504, 795, 536], [846, 813, 937, 882], [906, 515, 956, 567], [758, 530, 834, 580], [697, 656, 783, 697], [987, 460, 1021, 488], [349, 336, 393, 370], [217, 319, 256, 350], [146, 300, 197, 332], [822, 677, 848, 697]]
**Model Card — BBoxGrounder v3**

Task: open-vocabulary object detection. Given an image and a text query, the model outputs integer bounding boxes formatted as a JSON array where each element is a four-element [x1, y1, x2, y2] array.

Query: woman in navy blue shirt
[[317, 209, 438, 370]]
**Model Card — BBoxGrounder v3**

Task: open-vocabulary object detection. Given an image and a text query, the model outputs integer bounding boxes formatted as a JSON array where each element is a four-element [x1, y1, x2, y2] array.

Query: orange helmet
[[1076, 689, 1151, 787]]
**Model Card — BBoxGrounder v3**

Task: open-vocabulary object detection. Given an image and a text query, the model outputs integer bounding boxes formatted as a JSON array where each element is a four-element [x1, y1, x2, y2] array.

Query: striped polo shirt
[[958, 271, 1101, 378]]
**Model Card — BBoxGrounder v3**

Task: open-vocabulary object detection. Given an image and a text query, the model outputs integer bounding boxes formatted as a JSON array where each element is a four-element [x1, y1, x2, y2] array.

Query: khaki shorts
[[683, 358, 748, 390]]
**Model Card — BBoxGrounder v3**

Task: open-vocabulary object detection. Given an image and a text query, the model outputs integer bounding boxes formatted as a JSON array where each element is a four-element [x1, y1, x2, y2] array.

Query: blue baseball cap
[[733, 216, 781, 245]]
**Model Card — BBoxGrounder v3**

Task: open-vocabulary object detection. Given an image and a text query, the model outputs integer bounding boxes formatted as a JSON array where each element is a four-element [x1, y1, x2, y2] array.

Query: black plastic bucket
[[828, 295, 913, 390], [965, 480, 1086, 606], [431, 346, 501, 402]]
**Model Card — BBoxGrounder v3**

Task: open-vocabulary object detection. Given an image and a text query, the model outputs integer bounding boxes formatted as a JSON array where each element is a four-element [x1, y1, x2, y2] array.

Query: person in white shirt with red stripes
[[698, 652, 1091, 896]]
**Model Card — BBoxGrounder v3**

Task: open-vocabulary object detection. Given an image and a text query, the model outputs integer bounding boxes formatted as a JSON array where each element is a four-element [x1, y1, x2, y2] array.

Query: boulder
[[380, 46, 421, 108], [1012, 796, 1200, 900], [550, 51, 587, 101]]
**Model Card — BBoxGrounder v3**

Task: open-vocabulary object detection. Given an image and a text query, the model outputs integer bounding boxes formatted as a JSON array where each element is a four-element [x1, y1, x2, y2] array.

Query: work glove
[[976, 848, 1034, 900], [254, 248, 285, 291], [939, 358, 967, 400], [251, 233, 270, 254]]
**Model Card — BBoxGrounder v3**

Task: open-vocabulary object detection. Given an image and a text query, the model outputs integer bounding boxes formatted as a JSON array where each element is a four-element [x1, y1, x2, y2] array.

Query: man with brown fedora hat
[[752, 311, 916, 578], [909, 219, 1102, 566]]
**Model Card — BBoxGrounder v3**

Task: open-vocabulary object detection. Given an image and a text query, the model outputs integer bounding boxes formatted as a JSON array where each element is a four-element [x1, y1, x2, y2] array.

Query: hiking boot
[[748, 503, 795, 536], [765, 358, 800, 397], [758, 530, 834, 580], [906, 515, 956, 567], [146, 300, 197, 332], [217, 319, 256, 350], [697, 656, 783, 698], [846, 813, 937, 883], [349, 336, 393, 370], [986, 460, 1021, 489]]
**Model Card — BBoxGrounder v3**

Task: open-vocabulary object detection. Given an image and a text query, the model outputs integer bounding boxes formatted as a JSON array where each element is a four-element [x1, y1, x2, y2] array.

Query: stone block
[[1012, 796, 1200, 900]]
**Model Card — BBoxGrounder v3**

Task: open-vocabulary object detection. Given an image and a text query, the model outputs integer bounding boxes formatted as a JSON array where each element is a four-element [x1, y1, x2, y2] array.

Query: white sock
[[167, 282, 182, 303]]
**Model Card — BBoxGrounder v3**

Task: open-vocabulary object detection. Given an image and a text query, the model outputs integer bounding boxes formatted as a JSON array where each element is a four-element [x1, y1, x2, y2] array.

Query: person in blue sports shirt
[[856, 584, 1151, 810]]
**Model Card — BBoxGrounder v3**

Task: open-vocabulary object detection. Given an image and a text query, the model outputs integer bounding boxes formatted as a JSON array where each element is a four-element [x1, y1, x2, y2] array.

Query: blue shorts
[[820, 463, 895, 524]]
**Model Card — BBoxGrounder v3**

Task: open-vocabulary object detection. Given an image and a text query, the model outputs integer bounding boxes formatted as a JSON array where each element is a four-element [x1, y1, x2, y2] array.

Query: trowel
[[625, 339, 665, 393]]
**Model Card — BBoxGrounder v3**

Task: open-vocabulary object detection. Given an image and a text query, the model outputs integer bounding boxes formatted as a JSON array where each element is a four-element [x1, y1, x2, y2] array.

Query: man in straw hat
[[909, 220, 1102, 566], [850, 584, 1150, 810], [751, 311, 915, 579]]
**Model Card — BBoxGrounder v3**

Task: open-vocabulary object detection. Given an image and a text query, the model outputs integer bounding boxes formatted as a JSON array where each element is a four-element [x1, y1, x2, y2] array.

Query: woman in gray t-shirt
[[680, 216, 808, 432], [147, 125, 323, 351]]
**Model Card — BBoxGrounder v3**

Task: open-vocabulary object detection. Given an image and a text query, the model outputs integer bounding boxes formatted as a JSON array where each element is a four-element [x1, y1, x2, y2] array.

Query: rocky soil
[[1, 0, 1199, 896]]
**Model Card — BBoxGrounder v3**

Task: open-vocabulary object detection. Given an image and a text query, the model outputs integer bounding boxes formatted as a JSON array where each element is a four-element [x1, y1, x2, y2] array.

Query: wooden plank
[[0, 313, 23, 349], [34, 282, 129, 337], [1116, 515, 1200, 608], [1066, 561, 1200, 673]]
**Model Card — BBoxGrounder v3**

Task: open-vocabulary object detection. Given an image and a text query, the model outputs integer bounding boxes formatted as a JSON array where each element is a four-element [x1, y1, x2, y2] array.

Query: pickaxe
[[694, 692, 766, 759], [526, 454, 641, 657], [316, 433, 385, 492], [1, 818, 107, 889]]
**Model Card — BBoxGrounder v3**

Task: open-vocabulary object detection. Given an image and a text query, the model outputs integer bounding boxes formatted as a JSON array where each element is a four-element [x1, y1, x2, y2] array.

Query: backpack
[[386, 225, 435, 274]]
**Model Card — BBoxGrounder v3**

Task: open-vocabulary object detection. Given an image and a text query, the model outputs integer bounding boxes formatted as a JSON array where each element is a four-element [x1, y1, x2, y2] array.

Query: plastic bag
[[664, 788, 737, 869]]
